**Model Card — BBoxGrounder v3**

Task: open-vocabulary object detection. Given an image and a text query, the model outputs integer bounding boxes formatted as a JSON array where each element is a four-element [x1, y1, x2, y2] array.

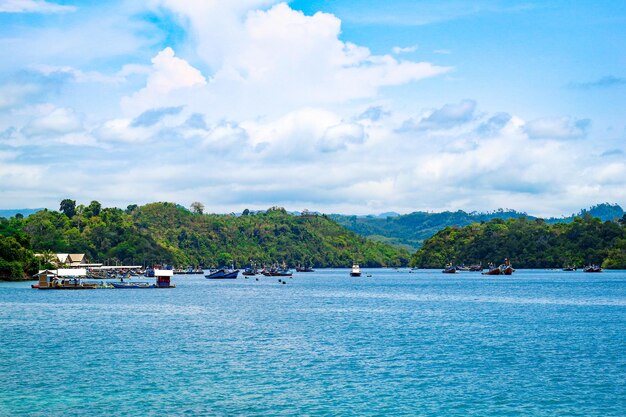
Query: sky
[[0, 0, 625, 216]]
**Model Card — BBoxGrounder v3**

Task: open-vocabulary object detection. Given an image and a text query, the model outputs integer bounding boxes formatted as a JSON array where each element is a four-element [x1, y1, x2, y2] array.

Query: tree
[[191, 202, 204, 215], [60, 199, 76, 218], [126, 204, 138, 213], [88, 201, 102, 217]]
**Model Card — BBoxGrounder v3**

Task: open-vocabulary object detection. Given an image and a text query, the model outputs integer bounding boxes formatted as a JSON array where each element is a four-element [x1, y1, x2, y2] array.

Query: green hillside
[[331, 203, 624, 251], [0, 201, 410, 280], [410, 214, 626, 269]]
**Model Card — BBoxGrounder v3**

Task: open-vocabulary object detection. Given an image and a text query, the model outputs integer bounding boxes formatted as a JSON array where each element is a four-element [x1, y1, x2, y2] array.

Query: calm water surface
[[1, 269, 625, 416]]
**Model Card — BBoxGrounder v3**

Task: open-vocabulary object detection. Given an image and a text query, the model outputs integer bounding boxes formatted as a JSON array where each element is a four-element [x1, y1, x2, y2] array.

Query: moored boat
[[262, 262, 293, 277], [242, 266, 257, 276], [350, 263, 361, 277], [296, 265, 315, 272], [583, 265, 602, 273], [482, 259, 514, 275], [442, 264, 456, 274], [206, 268, 239, 279]]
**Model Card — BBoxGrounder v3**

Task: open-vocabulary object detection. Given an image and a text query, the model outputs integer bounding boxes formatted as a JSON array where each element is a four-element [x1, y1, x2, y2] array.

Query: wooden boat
[[262, 262, 293, 277], [242, 266, 257, 276], [206, 268, 239, 279], [350, 264, 361, 277], [442, 264, 456, 274], [296, 265, 315, 272], [562, 266, 577, 271], [482, 259, 514, 275], [583, 265, 602, 273], [262, 268, 292, 277], [468, 264, 483, 272]]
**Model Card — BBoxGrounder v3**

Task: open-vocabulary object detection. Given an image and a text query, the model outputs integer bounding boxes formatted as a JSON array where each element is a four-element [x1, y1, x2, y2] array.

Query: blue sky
[[0, 0, 625, 216]]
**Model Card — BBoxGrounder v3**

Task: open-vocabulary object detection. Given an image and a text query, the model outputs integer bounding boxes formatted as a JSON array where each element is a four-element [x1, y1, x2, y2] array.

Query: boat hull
[[206, 269, 239, 279]]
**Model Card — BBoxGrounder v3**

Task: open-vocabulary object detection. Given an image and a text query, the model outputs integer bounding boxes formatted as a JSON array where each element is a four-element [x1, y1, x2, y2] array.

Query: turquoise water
[[1, 269, 625, 416]]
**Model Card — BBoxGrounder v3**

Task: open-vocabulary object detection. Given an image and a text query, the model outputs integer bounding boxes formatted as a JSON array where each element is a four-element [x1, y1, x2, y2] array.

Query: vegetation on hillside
[[0, 201, 410, 279], [331, 203, 624, 251], [410, 214, 626, 269]]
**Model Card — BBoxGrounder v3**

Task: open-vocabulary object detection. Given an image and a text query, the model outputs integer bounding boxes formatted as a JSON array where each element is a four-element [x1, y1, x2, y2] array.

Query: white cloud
[[318, 122, 365, 152], [21, 107, 83, 137], [0, 0, 75, 13], [400, 99, 477, 131], [121, 47, 207, 115], [132, 3, 450, 118], [0, 83, 41, 110], [392, 45, 418, 54], [525, 117, 590, 140], [93, 118, 152, 143]]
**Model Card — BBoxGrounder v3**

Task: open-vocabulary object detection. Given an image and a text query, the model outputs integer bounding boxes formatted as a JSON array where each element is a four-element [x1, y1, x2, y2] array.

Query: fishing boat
[[350, 263, 361, 277], [206, 268, 239, 279], [442, 264, 456, 274], [482, 259, 514, 275], [562, 266, 577, 271], [296, 265, 315, 272], [468, 264, 483, 272], [583, 265, 602, 273], [242, 266, 257, 276], [262, 262, 293, 277]]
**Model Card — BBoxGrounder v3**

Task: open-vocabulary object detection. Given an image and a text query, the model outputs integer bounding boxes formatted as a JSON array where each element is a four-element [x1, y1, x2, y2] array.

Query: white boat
[[350, 264, 361, 277]]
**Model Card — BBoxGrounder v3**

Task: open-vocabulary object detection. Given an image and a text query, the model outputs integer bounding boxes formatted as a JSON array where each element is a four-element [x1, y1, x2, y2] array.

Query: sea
[[1, 269, 625, 416]]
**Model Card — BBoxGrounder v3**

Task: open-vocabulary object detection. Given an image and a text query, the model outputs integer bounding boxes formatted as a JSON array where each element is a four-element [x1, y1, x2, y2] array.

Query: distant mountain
[[330, 203, 624, 251], [545, 203, 625, 224], [0, 208, 44, 218]]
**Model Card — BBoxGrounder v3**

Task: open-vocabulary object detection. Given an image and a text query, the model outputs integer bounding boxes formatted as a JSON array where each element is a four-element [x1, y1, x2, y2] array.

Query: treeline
[[410, 214, 626, 269], [0, 201, 410, 280], [331, 203, 624, 251]]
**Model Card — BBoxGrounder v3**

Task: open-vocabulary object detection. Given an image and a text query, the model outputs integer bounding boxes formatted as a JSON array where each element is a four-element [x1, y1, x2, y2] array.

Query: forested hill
[[330, 203, 624, 251], [410, 215, 626, 269], [330, 209, 531, 251], [0, 202, 410, 280]]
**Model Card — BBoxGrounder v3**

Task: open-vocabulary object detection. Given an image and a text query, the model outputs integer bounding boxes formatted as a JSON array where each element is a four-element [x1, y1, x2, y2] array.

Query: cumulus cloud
[[94, 118, 152, 143], [132, 106, 184, 127], [21, 107, 83, 137], [525, 117, 590, 140], [132, 2, 450, 117], [0, 0, 75, 13], [476, 113, 512, 136], [121, 47, 207, 114], [0, 83, 41, 110], [317, 123, 365, 152], [399, 99, 477, 132], [356, 106, 389, 122], [201, 121, 249, 152]]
